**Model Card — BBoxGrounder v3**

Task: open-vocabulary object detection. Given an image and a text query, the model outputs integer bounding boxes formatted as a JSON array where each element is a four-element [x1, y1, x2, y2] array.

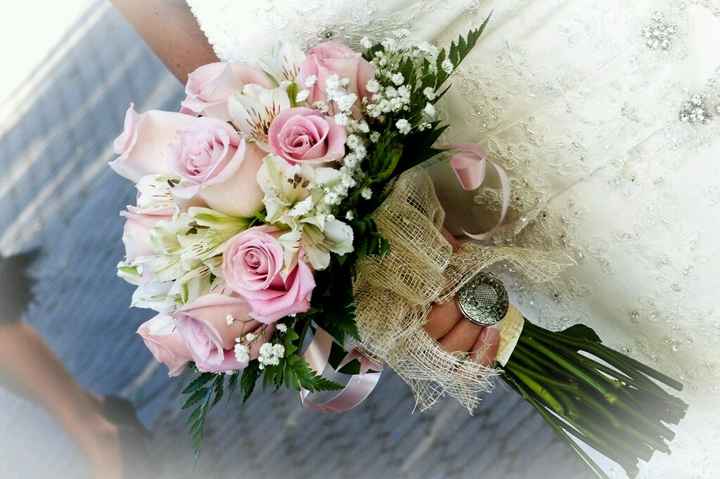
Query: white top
[[188, 1, 720, 476]]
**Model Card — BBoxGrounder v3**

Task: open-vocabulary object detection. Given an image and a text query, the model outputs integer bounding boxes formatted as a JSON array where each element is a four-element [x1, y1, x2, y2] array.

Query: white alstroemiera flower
[[366, 79, 380, 94], [423, 103, 437, 119], [300, 218, 354, 270], [229, 84, 291, 149], [258, 343, 285, 369], [264, 42, 306, 82], [361, 187, 373, 200], [256, 155, 357, 271], [276, 323, 288, 333], [396, 118, 412, 135], [234, 343, 250, 363], [256, 155, 311, 226], [391, 73, 405, 86], [296, 89, 310, 103], [441, 58, 454, 74], [134, 175, 178, 214]]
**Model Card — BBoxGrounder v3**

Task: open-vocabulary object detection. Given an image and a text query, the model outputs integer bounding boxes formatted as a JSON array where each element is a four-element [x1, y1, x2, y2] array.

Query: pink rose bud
[[448, 144, 489, 191], [110, 103, 196, 183], [299, 41, 375, 105], [120, 207, 171, 262], [223, 227, 316, 323], [174, 294, 267, 373], [268, 107, 346, 164], [137, 314, 192, 377], [170, 117, 265, 217], [180, 62, 273, 121]]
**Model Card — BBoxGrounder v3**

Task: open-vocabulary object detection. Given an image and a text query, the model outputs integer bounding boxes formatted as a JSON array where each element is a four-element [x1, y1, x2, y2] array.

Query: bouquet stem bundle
[[502, 320, 687, 479]]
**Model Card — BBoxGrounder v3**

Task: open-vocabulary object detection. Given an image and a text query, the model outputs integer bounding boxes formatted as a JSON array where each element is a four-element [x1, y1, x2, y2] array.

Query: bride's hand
[[424, 301, 500, 366], [423, 229, 500, 366]]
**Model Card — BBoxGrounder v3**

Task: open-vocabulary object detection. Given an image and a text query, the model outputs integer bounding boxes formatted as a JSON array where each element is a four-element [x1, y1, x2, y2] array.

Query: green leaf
[[329, 342, 362, 375], [240, 362, 261, 403], [434, 14, 492, 89], [372, 147, 403, 183], [226, 370, 240, 398], [182, 372, 215, 395], [561, 324, 603, 344], [285, 355, 343, 393], [211, 375, 225, 407], [186, 405, 204, 427], [182, 388, 207, 410]]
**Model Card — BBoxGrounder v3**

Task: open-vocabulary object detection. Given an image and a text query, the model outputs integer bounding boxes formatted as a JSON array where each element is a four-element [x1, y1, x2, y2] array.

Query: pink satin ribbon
[[300, 328, 382, 413], [449, 144, 511, 240]]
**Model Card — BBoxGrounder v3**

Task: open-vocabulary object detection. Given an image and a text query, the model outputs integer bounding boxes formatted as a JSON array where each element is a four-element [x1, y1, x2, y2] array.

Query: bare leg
[[0, 322, 123, 479]]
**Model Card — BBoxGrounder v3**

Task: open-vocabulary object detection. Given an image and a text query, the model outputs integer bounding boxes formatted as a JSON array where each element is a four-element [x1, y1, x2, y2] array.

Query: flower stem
[[501, 318, 687, 479]]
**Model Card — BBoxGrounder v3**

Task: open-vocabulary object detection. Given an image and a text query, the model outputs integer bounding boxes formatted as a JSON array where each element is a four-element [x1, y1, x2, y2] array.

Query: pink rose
[[299, 41, 375, 105], [174, 294, 269, 373], [137, 314, 192, 377], [180, 62, 273, 121], [448, 144, 490, 191], [110, 103, 196, 183], [223, 227, 316, 323], [170, 117, 265, 217], [120, 207, 171, 262], [268, 107, 346, 164]]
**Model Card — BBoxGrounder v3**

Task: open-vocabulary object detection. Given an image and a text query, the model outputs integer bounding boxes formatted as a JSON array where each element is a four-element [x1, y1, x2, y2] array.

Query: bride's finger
[[472, 327, 500, 367], [441, 228, 463, 252], [439, 318, 483, 353], [423, 301, 462, 339]]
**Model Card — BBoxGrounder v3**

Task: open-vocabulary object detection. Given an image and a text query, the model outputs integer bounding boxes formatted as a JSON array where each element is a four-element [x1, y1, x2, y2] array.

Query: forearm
[[0, 323, 94, 422], [111, 0, 218, 83]]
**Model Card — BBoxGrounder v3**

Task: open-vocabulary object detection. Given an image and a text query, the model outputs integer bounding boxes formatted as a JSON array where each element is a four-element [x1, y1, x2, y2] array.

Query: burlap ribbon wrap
[[353, 169, 569, 412]]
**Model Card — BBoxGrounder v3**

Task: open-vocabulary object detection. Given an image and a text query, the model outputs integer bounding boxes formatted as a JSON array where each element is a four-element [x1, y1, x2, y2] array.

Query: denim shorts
[[0, 251, 39, 323]]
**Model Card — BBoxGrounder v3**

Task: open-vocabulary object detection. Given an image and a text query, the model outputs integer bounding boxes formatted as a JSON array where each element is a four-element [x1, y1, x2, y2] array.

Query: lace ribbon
[[351, 169, 570, 412]]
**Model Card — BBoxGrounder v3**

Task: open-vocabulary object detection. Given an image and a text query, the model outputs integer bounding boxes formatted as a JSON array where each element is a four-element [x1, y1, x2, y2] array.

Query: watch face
[[457, 273, 509, 327]]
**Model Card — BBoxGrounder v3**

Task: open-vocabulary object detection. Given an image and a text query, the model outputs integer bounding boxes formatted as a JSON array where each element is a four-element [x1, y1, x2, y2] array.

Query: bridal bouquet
[[111, 18, 686, 479]]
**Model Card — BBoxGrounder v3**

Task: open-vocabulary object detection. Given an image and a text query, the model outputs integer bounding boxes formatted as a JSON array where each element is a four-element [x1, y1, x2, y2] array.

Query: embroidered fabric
[[187, 0, 720, 476]]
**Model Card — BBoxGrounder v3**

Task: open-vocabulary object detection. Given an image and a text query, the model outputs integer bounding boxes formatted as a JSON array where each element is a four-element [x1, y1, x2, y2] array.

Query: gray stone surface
[[0, 2, 591, 478]]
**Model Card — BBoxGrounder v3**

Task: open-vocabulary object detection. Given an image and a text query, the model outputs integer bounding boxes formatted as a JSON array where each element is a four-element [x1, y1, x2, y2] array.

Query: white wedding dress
[[186, 1, 720, 477]]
